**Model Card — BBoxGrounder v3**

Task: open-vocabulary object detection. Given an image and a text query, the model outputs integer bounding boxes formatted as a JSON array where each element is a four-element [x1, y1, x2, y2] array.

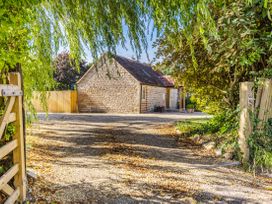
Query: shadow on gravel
[[30, 125, 218, 166], [28, 176, 249, 204], [36, 113, 209, 125], [27, 114, 271, 204]]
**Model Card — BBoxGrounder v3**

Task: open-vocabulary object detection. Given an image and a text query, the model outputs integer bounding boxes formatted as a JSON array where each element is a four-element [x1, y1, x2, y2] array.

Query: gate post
[[257, 79, 272, 127], [9, 72, 27, 202], [238, 82, 254, 164]]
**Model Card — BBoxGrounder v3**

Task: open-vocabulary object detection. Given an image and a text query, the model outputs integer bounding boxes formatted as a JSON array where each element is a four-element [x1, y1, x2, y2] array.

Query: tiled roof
[[114, 55, 174, 87]]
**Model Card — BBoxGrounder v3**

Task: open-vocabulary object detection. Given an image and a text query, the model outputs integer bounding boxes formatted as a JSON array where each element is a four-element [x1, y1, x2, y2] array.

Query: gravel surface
[[26, 113, 272, 203]]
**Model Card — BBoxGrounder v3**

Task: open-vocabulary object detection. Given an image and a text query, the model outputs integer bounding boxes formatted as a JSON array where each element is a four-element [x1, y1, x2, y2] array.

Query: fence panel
[[239, 79, 272, 163], [32, 90, 78, 113]]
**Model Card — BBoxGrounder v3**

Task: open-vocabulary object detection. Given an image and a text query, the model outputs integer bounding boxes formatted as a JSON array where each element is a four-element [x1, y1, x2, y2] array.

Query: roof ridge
[[114, 54, 152, 67]]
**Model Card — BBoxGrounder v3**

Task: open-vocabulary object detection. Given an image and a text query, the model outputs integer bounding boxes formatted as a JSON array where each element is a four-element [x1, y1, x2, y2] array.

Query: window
[[142, 86, 147, 100]]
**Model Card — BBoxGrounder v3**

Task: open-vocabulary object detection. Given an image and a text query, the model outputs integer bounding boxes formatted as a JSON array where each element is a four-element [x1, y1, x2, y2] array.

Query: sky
[[116, 24, 158, 64], [58, 20, 159, 65], [82, 36, 157, 64], [81, 21, 159, 64]]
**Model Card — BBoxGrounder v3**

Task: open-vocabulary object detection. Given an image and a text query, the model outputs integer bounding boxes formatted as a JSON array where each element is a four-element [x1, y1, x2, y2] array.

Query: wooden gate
[[0, 73, 26, 203]]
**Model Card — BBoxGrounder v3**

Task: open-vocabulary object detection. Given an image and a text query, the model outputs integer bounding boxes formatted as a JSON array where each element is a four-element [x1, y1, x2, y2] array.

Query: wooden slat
[[0, 164, 19, 190], [258, 79, 272, 127], [4, 187, 19, 204], [8, 113, 16, 123], [255, 80, 264, 109], [2, 184, 14, 196], [0, 96, 15, 139], [0, 140, 18, 160], [0, 85, 20, 97]]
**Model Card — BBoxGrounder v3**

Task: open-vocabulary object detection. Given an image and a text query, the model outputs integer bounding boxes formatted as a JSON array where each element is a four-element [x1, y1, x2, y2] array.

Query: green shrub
[[248, 116, 272, 170], [176, 120, 205, 136], [177, 107, 272, 170], [186, 104, 195, 109], [177, 109, 240, 156], [0, 107, 16, 177]]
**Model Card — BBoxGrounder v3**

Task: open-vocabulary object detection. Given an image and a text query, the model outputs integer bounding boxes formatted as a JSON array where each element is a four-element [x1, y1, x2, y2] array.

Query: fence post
[[257, 79, 272, 127], [238, 82, 254, 164], [9, 72, 27, 202]]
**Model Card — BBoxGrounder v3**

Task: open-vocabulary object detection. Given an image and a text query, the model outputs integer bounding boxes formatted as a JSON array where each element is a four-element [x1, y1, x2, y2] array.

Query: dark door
[[166, 88, 170, 109]]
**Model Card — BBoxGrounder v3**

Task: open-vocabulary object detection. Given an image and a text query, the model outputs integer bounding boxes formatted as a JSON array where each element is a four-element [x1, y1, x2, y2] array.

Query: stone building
[[77, 54, 181, 113]]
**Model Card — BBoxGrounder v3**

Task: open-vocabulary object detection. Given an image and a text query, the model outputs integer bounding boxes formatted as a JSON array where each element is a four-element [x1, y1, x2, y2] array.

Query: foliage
[[185, 96, 193, 105], [186, 104, 195, 109], [1, 1, 270, 111], [0, 109, 16, 176], [155, 0, 272, 114], [178, 110, 239, 136], [0, 108, 16, 143], [248, 114, 272, 171], [154, 0, 272, 168], [0, 0, 156, 113], [177, 109, 240, 155], [176, 120, 206, 136], [53, 52, 90, 90]]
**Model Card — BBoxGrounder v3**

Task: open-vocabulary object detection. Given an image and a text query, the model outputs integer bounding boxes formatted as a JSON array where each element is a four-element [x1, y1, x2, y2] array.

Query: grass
[[176, 115, 239, 160], [176, 119, 209, 135], [176, 111, 272, 171]]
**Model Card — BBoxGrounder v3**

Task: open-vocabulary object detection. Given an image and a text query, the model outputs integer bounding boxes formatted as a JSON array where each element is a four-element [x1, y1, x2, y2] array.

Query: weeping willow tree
[[0, 1, 205, 113], [1, 0, 147, 111], [1, 0, 271, 109]]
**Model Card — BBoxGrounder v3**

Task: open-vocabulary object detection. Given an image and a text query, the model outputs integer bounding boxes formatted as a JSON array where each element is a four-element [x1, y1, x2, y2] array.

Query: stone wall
[[77, 58, 141, 113], [140, 85, 166, 112]]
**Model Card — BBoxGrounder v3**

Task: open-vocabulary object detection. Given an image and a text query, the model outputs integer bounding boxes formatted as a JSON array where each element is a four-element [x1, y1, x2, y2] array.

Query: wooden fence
[[239, 79, 272, 163], [0, 73, 26, 203], [32, 90, 78, 113]]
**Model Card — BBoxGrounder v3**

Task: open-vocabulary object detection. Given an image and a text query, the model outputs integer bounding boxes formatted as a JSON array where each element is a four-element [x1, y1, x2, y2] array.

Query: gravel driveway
[[26, 113, 272, 203]]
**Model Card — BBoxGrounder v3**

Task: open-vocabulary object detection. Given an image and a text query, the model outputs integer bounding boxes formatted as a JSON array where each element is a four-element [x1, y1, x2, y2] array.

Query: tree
[[1, 0, 270, 111], [53, 52, 89, 90], [155, 1, 272, 114], [1, 2, 151, 196], [0, 0, 149, 110]]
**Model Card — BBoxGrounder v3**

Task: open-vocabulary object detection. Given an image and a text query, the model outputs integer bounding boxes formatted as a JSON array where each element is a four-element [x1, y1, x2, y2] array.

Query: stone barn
[[77, 54, 180, 113]]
